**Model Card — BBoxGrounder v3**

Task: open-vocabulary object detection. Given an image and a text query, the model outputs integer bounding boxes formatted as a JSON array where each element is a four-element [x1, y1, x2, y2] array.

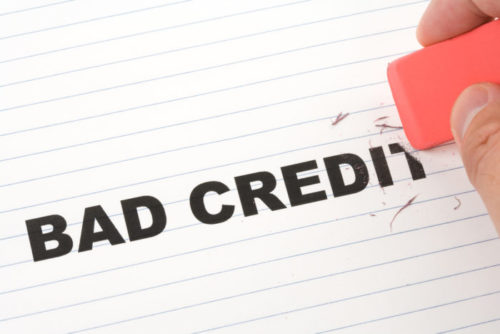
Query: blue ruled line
[[0, 102, 395, 188], [0, 38, 414, 91], [0, 26, 412, 113], [0, 0, 77, 17], [437, 317, 500, 333], [1, 236, 495, 323], [0, 114, 397, 215], [69, 262, 500, 333], [318, 291, 500, 333], [0, 0, 193, 40], [0, 27, 414, 139], [0, 144, 459, 243], [0, 0, 317, 89], [195, 265, 500, 334], [0, 50, 408, 162], [0, 1, 426, 64], [0, 187, 481, 289]]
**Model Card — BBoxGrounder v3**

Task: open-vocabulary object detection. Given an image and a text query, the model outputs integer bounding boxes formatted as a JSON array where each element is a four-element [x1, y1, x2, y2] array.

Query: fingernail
[[452, 85, 489, 142]]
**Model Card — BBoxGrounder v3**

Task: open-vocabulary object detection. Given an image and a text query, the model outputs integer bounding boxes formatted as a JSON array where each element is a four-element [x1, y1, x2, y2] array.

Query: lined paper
[[1, 0, 500, 333]]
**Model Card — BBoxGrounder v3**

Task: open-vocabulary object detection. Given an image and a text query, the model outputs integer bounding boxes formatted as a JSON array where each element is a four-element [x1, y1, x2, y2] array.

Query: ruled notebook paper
[[1, 0, 500, 333]]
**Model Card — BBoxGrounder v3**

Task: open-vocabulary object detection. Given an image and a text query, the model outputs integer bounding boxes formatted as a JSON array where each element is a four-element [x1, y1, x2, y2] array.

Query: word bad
[[26, 196, 166, 261], [26, 143, 425, 262]]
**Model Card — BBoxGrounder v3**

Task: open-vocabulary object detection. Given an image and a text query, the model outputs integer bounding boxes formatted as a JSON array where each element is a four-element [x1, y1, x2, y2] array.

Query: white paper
[[1, 0, 499, 333]]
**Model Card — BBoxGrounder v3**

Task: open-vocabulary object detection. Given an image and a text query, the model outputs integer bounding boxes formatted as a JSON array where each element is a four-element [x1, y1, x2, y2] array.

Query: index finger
[[417, 0, 500, 46]]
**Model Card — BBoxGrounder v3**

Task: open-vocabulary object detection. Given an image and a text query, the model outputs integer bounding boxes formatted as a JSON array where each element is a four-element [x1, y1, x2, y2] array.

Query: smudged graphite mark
[[331, 112, 349, 126], [373, 116, 389, 123], [389, 143, 426, 180], [376, 123, 403, 134], [390, 195, 418, 232]]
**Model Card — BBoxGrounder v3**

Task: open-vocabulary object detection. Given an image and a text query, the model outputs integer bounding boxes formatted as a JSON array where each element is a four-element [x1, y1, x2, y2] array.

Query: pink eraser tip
[[387, 20, 500, 150]]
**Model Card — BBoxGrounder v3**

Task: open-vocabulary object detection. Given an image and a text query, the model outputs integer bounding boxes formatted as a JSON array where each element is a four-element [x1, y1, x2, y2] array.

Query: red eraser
[[387, 20, 500, 149]]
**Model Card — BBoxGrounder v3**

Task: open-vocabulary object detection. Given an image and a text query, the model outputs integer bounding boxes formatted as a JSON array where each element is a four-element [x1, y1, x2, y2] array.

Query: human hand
[[417, 0, 500, 231]]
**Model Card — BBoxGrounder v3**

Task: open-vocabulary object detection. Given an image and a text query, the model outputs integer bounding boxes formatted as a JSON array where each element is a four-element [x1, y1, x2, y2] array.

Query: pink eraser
[[387, 20, 500, 150]]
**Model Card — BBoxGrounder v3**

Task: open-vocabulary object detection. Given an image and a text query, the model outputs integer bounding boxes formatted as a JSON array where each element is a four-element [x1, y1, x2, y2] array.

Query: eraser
[[387, 20, 500, 150]]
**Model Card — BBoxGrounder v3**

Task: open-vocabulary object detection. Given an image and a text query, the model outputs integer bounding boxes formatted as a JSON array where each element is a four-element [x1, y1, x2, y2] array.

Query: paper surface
[[1, 0, 500, 333]]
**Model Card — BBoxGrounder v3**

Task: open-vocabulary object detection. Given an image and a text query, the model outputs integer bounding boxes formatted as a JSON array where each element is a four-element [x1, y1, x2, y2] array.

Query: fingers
[[417, 0, 500, 46], [451, 83, 500, 232]]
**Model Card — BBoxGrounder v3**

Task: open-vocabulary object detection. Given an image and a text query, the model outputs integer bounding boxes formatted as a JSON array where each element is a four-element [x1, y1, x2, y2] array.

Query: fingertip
[[416, 0, 491, 46], [415, 0, 435, 46], [415, 22, 429, 47]]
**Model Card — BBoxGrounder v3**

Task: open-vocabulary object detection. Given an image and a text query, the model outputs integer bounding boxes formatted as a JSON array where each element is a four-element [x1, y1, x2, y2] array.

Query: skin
[[417, 0, 500, 47], [417, 0, 500, 232]]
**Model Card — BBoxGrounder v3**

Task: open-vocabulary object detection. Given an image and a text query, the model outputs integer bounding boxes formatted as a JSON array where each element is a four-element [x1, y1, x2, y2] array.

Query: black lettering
[[121, 196, 167, 241], [190, 181, 235, 224], [25, 215, 73, 262], [281, 160, 327, 206], [324, 154, 369, 197], [369, 146, 394, 187], [79, 206, 125, 252], [389, 143, 426, 180], [235, 171, 286, 216]]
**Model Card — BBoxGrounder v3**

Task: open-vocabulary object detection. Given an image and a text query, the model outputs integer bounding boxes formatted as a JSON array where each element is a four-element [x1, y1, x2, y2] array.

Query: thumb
[[451, 83, 500, 232]]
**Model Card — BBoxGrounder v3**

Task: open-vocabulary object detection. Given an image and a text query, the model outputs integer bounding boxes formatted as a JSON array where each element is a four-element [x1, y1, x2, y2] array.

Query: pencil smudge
[[376, 124, 403, 134], [373, 116, 389, 123]]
